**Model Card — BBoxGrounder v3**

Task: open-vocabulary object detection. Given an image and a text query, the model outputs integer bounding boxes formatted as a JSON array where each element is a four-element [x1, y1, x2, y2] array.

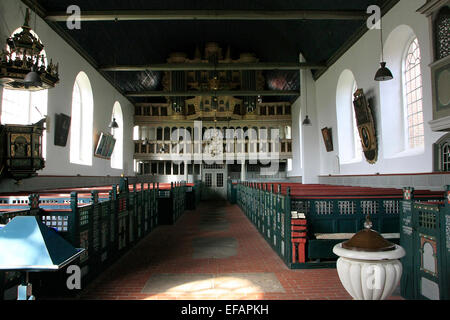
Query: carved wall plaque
[[353, 89, 378, 164]]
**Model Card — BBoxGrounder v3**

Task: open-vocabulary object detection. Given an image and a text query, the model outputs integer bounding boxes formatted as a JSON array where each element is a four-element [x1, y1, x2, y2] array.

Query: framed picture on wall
[[94, 132, 116, 160], [321, 127, 333, 152]]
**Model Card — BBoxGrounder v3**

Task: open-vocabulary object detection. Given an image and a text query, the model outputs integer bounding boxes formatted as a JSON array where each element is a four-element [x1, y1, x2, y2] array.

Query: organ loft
[[134, 43, 293, 198]]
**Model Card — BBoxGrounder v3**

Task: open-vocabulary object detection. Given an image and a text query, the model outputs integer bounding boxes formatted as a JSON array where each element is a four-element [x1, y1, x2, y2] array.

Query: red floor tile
[[78, 201, 402, 300]]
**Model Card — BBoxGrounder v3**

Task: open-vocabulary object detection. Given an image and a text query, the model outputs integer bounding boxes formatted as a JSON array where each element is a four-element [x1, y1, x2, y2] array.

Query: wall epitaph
[[353, 89, 378, 164]]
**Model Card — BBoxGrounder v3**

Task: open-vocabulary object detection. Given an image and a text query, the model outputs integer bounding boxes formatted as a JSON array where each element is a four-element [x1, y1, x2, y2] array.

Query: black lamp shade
[[109, 118, 119, 129], [302, 115, 312, 126], [374, 62, 394, 81]]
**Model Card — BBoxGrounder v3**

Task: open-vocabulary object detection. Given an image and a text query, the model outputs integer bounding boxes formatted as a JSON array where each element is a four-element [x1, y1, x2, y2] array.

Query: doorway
[[202, 164, 227, 200]]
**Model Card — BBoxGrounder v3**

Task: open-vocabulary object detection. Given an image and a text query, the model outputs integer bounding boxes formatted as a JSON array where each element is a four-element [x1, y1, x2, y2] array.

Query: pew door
[[413, 205, 442, 300]]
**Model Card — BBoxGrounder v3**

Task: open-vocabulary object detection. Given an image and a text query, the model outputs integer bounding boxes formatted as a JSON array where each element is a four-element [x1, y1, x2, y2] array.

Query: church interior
[[0, 0, 449, 302]]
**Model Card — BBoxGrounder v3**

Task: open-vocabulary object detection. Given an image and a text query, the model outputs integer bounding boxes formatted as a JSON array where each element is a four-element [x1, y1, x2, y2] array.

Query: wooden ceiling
[[21, 0, 399, 104]]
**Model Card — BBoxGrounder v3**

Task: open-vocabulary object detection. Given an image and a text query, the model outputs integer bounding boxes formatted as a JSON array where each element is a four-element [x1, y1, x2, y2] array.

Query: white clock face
[[437, 69, 450, 107]]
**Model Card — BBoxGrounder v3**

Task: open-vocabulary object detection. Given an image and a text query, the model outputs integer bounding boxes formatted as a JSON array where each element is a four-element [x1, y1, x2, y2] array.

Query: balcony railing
[[134, 101, 292, 120], [134, 139, 292, 159]]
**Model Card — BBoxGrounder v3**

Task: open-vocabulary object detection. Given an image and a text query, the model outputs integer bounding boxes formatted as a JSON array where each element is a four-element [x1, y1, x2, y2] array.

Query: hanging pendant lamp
[[109, 118, 119, 129], [302, 115, 312, 126], [374, 16, 393, 81], [108, 18, 120, 130], [374, 62, 394, 81], [302, 71, 312, 127], [24, 63, 43, 88]]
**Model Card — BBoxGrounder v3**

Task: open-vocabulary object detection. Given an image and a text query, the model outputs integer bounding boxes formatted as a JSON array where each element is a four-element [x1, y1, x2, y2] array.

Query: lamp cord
[[33, 1, 37, 33], [305, 69, 308, 116], [380, 16, 384, 62], [33, 0, 38, 66], [0, 7, 12, 37]]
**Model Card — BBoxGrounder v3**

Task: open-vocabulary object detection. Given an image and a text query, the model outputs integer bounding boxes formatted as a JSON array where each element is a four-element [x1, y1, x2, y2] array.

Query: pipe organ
[[134, 43, 294, 188]]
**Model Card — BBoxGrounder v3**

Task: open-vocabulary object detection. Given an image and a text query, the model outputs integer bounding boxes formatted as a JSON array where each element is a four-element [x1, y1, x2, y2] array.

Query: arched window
[[1, 28, 48, 158], [380, 25, 424, 158], [403, 38, 424, 149], [133, 126, 139, 140], [70, 72, 93, 165], [442, 143, 450, 172], [285, 126, 292, 140], [111, 102, 123, 169], [336, 70, 362, 164], [433, 132, 450, 172], [139, 126, 147, 141]]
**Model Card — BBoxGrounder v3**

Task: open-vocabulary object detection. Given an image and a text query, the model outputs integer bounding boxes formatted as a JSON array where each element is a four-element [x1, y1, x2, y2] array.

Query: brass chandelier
[[0, 8, 59, 91]]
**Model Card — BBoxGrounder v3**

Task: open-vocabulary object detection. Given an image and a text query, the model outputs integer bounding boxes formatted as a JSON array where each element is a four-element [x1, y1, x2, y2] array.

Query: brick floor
[[79, 201, 403, 300]]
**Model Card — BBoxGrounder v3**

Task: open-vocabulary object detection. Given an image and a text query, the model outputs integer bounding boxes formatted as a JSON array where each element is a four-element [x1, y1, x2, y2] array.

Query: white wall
[[301, 67, 320, 183], [288, 54, 321, 183], [1, 0, 441, 187], [315, 0, 444, 176], [0, 0, 135, 179], [288, 96, 302, 178]]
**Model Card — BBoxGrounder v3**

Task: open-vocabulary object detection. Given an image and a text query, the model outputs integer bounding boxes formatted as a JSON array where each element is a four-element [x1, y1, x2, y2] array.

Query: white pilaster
[[240, 160, 246, 181]]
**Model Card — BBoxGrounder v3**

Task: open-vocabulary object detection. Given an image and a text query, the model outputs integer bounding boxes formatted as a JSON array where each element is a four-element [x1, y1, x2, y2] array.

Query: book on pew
[[291, 211, 306, 219]]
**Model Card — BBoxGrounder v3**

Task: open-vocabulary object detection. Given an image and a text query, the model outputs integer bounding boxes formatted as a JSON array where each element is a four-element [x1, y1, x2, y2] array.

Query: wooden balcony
[[134, 101, 292, 122], [134, 139, 293, 161]]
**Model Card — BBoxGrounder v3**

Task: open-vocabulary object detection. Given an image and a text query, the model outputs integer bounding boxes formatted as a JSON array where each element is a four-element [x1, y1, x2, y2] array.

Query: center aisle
[[80, 201, 354, 300]]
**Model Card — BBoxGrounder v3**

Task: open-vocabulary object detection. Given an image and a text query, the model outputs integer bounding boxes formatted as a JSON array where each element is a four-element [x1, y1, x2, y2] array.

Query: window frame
[[69, 72, 93, 166], [401, 36, 425, 151], [336, 69, 362, 164]]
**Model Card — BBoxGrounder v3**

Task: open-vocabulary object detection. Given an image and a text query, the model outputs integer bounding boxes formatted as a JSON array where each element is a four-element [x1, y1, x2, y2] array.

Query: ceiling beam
[[126, 90, 299, 98], [101, 62, 325, 72], [46, 10, 367, 22]]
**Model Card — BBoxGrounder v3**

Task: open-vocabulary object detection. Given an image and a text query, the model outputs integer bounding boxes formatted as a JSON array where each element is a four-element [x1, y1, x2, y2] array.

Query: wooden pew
[[234, 181, 444, 269], [0, 177, 189, 299], [400, 187, 450, 300]]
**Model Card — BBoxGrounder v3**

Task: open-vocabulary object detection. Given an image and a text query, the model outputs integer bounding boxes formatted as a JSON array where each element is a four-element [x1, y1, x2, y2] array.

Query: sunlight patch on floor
[[141, 273, 285, 297]]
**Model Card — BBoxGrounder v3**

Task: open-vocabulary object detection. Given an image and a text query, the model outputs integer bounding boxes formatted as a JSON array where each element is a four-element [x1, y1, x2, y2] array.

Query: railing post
[[112, 184, 117, 200], [153, 182, 157, 227], [267, 183, 271, 241], [443, 186, 450, 300], [119, 176, 129, 193], [70, 192, 80, 246], [403, 187, 415, 201], [28, 193, 40, 212], [286, 187, 292, 264], [111, 184, 119, 253], [400, 186, 415, 299], [91, 190, 99, 204], [141, 182, 147, 232], [446, 186, 450, 208], [132, 183, 138, 240], [170, 182, 174, 223], [90, 190, 100, 268]]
